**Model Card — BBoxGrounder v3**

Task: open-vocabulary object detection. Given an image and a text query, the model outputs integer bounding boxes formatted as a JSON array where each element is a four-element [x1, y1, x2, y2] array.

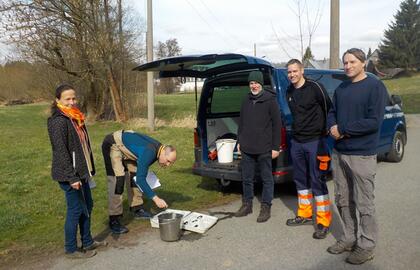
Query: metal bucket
[[158, 213, 183, 242]]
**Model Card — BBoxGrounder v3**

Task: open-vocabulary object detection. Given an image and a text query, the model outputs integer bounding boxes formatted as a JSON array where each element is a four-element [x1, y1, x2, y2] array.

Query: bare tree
[[273, 0, 324, 61], [155, 38, 182, 94], [0, 0, 142, 121]]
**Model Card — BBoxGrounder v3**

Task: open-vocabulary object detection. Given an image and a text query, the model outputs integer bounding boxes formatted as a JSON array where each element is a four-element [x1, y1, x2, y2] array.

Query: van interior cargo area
[[202, 70, 273, 166]]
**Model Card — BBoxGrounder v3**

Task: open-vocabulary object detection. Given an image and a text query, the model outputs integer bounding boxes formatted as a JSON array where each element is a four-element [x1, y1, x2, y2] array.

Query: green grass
[[383, 73, 420, 114], [155, 93, 199, 120], [0, 102, 238, 262]]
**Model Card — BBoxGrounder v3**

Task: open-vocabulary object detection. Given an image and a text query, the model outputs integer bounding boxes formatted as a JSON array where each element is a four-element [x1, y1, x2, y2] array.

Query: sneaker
[[346, 246, 374, 265], [83, 240, 108, 251], [133, 208, 152, 219], [313, 224, 329, 239], [257, 204, 271, 223], [286, 216, 313, 226], [234, 202, 253, 217], [327, 240, 354, 254], [65, 250, 96, 259], [109, 219, 129, 234]]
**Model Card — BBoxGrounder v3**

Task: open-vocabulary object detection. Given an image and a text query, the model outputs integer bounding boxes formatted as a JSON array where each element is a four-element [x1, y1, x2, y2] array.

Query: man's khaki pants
[[102, 133, 143, 216]]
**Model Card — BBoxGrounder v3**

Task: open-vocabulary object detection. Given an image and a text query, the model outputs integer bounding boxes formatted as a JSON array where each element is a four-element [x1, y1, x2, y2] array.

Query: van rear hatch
[[133, 53, 273, 78]]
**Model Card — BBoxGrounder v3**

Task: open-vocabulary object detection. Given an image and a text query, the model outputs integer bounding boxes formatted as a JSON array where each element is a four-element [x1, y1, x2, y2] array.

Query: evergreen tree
[[302, 46, 314, 64], [378, 0, 420, 70], [367, 48, 372, 58]]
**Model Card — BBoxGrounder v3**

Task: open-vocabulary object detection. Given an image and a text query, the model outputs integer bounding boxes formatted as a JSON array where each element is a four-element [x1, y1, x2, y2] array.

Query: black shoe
[[286, 216, 313, 226], [257, 204, 271, 223], [312, 224, 329, 239], [109, 219, 129, 234], [133, 208, 152, 219], [346, 246, 374, 265], [235, 202, 252, 217], [327, 240, 354, 254]]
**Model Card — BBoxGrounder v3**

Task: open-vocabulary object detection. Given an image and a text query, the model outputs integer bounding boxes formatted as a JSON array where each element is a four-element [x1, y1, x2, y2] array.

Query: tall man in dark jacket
[[285, 59, 333, 240], [327, 48, 387, 265], [235, 70, 282, 223]]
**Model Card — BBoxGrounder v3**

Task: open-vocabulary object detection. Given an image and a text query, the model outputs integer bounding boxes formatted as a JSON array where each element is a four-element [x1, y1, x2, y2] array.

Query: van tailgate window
[[210, 85, 249, 114]]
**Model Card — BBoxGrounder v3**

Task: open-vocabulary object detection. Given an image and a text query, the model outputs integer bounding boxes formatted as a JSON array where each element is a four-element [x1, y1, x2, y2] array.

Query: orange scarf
[[56, 103, 85, 127], [57, 103, 94, 176]]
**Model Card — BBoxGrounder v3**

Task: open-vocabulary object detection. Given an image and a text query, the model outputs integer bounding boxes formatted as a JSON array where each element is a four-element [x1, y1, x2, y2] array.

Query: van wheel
[[217, 178, 232, 192], [386, 131, 405, 162]]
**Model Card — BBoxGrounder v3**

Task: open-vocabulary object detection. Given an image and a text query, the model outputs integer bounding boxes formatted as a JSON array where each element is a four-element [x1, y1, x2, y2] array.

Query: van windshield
[[210, 85, 249, 114]]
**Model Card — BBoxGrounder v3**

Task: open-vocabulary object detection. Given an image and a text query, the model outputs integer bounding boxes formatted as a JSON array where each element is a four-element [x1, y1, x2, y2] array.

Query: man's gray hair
[[164, 145, 176, 154]]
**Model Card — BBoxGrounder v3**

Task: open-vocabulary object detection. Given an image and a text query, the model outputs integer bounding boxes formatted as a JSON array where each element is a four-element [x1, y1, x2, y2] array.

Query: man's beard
[[251, 89, 261, 95]]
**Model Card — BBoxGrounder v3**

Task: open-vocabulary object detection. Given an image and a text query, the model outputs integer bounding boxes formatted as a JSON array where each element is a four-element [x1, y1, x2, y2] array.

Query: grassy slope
[[0, 99, 238, 261], [383, 73, 420, 114]]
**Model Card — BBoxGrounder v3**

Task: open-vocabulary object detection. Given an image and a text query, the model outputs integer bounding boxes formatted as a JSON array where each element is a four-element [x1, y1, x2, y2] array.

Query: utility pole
[[254, 43, 256, 57], [329, 0, 340, 69], [147, 0, 155, 131]]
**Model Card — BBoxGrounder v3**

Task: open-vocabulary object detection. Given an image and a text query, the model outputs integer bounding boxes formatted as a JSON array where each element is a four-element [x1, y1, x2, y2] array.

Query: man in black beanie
[[235, 70, 282, 222]]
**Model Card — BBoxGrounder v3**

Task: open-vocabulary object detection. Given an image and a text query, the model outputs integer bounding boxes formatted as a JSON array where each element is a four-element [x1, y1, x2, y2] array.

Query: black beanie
[[248, 71, 264, 86]]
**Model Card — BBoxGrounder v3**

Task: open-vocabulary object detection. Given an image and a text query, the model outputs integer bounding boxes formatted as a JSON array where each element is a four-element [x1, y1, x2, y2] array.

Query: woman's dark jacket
[[47, 108, 95, 183]]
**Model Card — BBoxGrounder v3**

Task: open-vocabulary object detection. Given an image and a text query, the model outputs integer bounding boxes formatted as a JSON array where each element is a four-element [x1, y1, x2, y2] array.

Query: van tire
[[217, 178, 233, 192], [386, 131, 404, 162]]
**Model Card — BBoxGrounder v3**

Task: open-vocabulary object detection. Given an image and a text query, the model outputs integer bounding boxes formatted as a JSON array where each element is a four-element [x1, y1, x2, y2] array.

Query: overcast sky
[[0, 0, 403, 64], [131, 0, 403, 63]]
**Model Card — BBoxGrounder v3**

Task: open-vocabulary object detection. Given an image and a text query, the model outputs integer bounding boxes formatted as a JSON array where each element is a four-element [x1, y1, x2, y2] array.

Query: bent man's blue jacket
[[122, 132, 162, 199]]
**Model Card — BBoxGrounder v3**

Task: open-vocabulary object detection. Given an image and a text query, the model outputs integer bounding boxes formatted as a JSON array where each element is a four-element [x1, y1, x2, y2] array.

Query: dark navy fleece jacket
[[327, 76, 387, 155]]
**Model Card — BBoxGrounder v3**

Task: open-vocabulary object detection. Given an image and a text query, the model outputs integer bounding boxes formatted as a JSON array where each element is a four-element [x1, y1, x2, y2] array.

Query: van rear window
[[210, 85, 249, 114], [305, 74, 346, 99]]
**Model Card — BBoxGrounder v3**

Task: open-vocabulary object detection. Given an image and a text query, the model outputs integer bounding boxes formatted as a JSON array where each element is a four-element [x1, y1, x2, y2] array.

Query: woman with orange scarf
[[47, 84, 106, 259]]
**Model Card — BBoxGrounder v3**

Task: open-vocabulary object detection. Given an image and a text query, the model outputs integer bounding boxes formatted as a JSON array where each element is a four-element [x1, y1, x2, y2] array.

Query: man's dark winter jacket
[[287, 79, 332, 143], [238, 90, 282, 154], [48, 109, 95, 184], [327, 76, 387, 155]]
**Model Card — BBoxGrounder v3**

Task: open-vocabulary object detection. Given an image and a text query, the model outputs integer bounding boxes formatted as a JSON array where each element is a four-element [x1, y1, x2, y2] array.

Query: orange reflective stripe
[[298, 194, 313, 200], [298, 203, 312, 218], [316, 210, 331, 227], [319, 162, 328, 170], [316, 200, 331, 207], [317, 156, 331, 162]]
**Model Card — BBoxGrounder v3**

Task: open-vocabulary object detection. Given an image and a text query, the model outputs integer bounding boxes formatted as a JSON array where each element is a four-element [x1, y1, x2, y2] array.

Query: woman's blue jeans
[[59, 181, 94, 253]]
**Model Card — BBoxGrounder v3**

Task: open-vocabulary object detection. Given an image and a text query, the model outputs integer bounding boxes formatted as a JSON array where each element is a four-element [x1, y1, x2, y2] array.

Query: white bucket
[[216, 139, 236, 163]]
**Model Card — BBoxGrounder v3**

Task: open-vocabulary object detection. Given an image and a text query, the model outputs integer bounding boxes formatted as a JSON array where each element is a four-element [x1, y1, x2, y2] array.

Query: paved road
[[50, 127, 420, 270]]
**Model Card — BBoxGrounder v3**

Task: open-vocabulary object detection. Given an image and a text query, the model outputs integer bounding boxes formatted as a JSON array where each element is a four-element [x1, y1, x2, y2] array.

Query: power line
[[184, 0, 236, 48], [197, 0, 249, 47]]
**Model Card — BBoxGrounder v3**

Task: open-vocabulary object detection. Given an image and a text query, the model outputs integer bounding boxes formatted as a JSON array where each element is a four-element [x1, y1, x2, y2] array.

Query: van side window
[[210, 85, 249, 114], [306, 74, 345, 99]]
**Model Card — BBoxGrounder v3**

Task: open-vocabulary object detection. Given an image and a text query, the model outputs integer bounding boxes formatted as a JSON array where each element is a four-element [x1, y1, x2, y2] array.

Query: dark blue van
[[134, 54, 407, 187]]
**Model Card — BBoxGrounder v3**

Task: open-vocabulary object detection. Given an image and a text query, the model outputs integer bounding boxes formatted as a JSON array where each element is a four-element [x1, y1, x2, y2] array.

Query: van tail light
[[194, 128, 200, 147], [280, 127, 287, 151]]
